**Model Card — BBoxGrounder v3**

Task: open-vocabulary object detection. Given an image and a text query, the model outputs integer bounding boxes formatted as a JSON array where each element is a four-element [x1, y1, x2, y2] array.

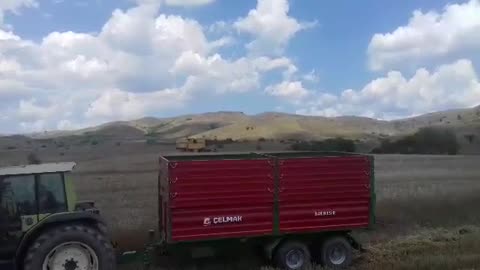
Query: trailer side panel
[[166, 158, 274, 242], [277, 156, 371, 233]]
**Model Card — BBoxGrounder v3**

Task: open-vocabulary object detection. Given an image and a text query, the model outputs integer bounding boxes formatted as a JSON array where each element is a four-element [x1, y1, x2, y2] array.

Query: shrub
[[290, 138, 356, 152], [372, 127, 459, 155], [464, 134, 475, 144], [91, 140, 98, 146], [146, 138, 157, 145], [209, 123, 219, 129], [258, 137, 266, 142], [27, 153, 41, 164]]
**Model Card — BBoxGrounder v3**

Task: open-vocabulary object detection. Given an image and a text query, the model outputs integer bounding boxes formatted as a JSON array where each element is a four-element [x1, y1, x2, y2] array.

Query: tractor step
[[0, 259, 14, 270]]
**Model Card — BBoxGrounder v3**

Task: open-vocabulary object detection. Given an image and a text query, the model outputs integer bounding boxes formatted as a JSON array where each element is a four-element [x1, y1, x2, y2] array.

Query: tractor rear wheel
[[23, 224, 116, 270]]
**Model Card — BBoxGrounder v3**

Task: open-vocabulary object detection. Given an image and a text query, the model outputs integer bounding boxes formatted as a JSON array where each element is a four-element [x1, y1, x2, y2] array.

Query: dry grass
[[120, 226, 480, 270], [356, 226, 480, 270], [2, 136, 480, 269]]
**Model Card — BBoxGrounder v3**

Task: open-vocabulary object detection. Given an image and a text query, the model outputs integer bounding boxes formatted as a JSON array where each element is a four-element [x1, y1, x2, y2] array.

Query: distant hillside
[[10, 106, 480, 143]]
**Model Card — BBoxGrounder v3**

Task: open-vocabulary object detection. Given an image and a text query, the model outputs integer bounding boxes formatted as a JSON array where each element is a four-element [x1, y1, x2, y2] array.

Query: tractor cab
[[0, 163, 78, 261], [0, 162, 114, 270]]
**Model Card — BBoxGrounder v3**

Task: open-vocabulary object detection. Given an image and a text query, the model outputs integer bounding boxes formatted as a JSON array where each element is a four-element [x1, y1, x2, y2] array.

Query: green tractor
[[0, 162, 116, 270]]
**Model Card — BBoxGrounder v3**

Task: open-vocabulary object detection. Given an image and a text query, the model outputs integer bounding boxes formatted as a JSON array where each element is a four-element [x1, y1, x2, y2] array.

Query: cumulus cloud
[[298, 59, 480, 119], [134, 0, 214, 7], [174, 52, 260, 94], [0, 0, 38, 25], [170, 52, 300, 94], [266, 81, 311, 104], [302, 70, 319, 83], [0, 1, 298, 132], [234, 0, 316, 55], [368, 0, 480, 71], [85, 88, 188, 121], [165, 0, 215, 7]]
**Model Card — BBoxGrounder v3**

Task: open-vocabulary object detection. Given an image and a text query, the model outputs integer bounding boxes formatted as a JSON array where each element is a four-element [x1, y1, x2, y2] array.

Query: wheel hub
[[285, 249, 305, 269], [43, 242, 99, 270], [329, 245, 347, 265], [63, 258, 78, 270]]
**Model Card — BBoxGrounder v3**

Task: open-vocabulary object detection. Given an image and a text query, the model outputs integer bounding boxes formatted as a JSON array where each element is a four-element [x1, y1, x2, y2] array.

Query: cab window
[[0, 175, 36, 217], [38, 173, 67, 214]]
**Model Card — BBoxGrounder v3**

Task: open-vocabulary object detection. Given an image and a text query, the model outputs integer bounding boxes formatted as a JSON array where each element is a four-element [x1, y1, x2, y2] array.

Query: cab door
[[0, 175, 37, 260], [37, 173, 68, 220]]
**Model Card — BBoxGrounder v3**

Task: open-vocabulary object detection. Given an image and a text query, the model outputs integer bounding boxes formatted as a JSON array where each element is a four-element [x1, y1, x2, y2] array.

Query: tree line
[[290, 127, 460, 155]]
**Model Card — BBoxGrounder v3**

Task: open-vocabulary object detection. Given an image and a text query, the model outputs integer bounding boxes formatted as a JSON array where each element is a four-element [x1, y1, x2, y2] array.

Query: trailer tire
[[274, 241, 311, 270], [320, 236, 352, 269], [23, 224, 116, 270]]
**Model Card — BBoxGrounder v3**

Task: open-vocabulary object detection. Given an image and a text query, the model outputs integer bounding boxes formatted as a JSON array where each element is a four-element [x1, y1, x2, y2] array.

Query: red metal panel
[[278, 156, 371, 233], [167, 159, 274, 242]]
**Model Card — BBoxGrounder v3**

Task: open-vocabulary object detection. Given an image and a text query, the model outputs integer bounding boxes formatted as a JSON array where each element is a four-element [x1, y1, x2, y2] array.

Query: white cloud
[[266, 80, 311, 104], [368, 0, 480, 71], [85, 88, 188, 121], [17, 99, 58, 122], [57, 120, 81, 131], [298, 59, 480, 119], [302, 70, 319, 83], [165, 0, 215, 7], [0, 0, 300, 133], [171, 51, 299, 94], [175, 52, 260, 94], [133, 0, 214, 7], [0, 0, 38, 25], [208, 20, 230, 34], [234, 0, 316, 55]]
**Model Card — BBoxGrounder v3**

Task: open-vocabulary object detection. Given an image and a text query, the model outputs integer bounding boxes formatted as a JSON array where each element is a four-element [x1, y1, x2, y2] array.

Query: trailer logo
[[203, 216, 243, 226], [203, 217, 212, 226], [314, 210, 336, 217]]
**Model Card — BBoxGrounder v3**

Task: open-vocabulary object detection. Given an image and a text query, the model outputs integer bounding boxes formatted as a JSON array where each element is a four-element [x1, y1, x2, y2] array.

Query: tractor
[[0, 162, 116, 270]]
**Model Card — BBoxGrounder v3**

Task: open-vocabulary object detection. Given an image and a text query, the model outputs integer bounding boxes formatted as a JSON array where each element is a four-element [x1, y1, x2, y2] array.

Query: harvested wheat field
[[2, 140, 480, 269]]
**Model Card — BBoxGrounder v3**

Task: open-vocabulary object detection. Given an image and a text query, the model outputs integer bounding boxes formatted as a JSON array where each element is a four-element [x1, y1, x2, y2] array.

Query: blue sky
[[0, 0, 479, 133]]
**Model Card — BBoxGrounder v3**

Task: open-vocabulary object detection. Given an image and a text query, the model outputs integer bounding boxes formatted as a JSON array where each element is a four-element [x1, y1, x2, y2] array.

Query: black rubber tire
[[274, 241, 311, 270], [23, 223, 116, 270], [320, 236, 353, 269]]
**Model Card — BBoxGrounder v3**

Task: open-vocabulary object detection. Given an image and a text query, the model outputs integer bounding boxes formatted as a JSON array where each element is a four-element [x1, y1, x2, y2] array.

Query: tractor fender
[[15, 211, 107, 270]]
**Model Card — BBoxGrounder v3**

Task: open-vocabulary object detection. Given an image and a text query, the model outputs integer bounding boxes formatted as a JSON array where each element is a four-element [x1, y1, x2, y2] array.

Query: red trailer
[[155, 151, 375, 269]]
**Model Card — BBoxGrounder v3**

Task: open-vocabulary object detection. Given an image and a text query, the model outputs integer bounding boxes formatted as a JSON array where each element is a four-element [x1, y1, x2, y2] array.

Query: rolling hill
[[8, 105, 480, 142]]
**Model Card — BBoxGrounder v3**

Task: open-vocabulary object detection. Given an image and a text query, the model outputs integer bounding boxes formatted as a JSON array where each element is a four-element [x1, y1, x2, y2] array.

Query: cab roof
[[0, 162, 76, 176]]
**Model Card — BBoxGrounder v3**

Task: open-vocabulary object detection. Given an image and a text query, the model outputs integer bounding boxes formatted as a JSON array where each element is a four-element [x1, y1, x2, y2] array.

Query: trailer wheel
[[23, 224, 116, 270], [320, 236, 352, 269], [274, 241, 311, 270]]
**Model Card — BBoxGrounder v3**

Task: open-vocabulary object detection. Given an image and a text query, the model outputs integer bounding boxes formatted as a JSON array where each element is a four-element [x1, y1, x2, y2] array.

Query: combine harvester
[[0, 151, 375, 270], [175, 137, 208, 152]]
